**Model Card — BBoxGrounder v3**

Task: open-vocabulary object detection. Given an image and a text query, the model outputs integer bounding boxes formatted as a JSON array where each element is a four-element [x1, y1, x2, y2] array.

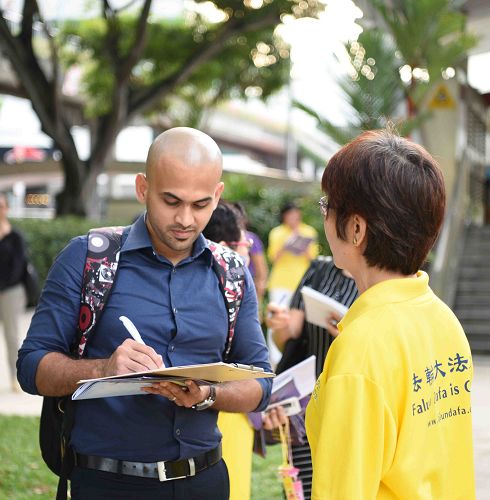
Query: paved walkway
[[473, 354, 490, 499], [1, 311, 489, 498]]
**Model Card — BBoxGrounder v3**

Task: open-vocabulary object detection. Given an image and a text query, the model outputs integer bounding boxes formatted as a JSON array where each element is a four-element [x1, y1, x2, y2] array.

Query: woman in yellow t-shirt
[[267, 202, 318, 366], [306, 130, 475, 499]]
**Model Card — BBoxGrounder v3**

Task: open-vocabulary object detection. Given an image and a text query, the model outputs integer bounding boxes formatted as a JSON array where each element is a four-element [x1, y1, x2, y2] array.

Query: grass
[[0, 415, 284, 499], [0, 416, 57, 499], [251, 444, 284, 500]]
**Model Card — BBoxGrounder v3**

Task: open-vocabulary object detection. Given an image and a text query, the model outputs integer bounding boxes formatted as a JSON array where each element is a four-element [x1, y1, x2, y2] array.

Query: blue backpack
[[40, 226, 246, 499]]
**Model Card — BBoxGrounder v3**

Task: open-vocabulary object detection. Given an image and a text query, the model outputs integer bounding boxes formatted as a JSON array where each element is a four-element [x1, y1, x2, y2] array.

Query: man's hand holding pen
[[99, 316, 165, 377], [101, 338, 164, 377]]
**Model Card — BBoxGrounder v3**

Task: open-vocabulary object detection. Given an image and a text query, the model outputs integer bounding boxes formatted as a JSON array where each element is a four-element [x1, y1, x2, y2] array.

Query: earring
[[353, 236, 358, 246]]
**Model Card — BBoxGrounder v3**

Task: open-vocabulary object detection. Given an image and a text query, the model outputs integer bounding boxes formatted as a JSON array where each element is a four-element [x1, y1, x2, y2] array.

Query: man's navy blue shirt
[[17, 215, 272, 461]]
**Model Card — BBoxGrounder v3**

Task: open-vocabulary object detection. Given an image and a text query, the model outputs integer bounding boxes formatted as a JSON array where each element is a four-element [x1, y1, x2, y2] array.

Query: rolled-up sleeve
[[228, 268, 273, 411], [17, 237, 85, 394]]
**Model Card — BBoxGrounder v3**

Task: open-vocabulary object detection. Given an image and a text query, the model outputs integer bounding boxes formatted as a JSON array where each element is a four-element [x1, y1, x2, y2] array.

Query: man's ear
[[135, 173, 148, 204], [213, 182, 225, 207]]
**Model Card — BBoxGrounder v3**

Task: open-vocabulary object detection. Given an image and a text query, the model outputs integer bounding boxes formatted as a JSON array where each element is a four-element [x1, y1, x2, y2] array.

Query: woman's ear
[[351, 215, 367, 247]]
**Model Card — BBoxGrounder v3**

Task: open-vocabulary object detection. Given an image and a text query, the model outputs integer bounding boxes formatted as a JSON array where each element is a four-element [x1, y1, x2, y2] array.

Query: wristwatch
[[192, 385, 217, 411]]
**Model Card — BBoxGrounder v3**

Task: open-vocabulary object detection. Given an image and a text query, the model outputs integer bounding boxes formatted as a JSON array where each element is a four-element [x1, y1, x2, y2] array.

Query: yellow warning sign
[[429, 83, 456, 109]]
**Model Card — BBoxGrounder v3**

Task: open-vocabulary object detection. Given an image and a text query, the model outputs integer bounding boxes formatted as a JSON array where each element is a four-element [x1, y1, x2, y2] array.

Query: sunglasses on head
[[227, 238, 253, 250]]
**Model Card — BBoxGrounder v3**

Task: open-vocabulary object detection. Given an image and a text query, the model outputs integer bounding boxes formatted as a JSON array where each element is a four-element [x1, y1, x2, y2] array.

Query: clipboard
[[284, 235, 313, 255], [301, 285, 348, 328], [72, 362, 274, 401]]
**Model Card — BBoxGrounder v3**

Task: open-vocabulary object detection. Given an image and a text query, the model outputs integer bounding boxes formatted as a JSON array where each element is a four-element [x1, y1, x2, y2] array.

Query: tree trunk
[[55, 189, 86, 216], [54, 153, 87, 216], [407, 93, 417, 118], [81, 162, 105, 220]]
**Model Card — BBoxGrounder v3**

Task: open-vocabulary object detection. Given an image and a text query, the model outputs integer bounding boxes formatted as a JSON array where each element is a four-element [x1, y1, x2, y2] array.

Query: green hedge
[[12, 174, 329, 287], [12, 216, 128, 286]]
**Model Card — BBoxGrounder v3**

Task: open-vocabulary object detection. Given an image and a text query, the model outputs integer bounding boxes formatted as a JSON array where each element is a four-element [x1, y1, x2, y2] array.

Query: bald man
[[18, 128, 272, 499]]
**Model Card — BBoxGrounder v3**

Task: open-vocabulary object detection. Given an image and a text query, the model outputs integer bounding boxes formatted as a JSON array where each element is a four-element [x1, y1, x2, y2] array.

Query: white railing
[[429, 150, 472, 306]]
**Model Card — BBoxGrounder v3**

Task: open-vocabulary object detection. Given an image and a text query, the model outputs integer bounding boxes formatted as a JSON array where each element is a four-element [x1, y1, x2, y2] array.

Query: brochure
[[301, 286, 348, 329], [284, 235, 314, 255], [249, 356, 317, 455]]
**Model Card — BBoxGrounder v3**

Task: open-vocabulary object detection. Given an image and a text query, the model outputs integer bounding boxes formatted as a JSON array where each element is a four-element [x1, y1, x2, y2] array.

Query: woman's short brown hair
[[321, 130, 446, 275]]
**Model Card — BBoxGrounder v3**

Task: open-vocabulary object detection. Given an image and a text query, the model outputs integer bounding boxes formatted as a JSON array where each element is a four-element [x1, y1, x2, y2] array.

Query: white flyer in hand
[[301, 286, 349, 329]]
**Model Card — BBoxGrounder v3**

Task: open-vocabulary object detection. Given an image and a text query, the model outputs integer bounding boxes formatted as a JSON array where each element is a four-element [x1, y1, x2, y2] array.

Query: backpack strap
[[51, 226, 125, 500], [75, 226, 125, 358], [207, 240, 246, 361]]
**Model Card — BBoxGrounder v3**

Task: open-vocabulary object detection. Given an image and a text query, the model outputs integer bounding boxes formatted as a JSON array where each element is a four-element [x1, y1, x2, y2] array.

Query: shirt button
[[169, 345, 175, 352], [173, 308, 178, 314], [175, 429, 181, 436], [172, 267, 176, 273]]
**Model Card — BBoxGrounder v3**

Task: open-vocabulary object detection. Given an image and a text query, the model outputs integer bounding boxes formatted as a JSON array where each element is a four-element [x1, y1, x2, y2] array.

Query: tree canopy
[[296, 0, 477, 147], [0, 0, 323, 216], [296, 28, 424, 145], [368, 0, 477, 115]]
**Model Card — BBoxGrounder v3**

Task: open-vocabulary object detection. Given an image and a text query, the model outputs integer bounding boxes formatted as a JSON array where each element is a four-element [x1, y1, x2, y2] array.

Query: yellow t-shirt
[[267, 223, 319, 292], [218, 412, 254, 500], [305, 272, 475, 500]]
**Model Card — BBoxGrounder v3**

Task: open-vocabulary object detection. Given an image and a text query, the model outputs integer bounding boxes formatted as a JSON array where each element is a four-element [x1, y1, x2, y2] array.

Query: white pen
[[119, 316, 146, 345], [119, 316, 165, 369]]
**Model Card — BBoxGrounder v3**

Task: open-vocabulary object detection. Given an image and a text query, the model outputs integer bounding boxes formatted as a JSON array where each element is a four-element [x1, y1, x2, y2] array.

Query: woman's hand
[[265, 303, 290, 331], [267, 305, 306, 352], [262, 406, 289, 430], [325, 310, 343, 337]]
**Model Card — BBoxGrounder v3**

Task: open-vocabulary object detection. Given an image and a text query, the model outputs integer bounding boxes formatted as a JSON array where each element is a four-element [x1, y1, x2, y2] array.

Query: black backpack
[[39, 227, 246, 499]]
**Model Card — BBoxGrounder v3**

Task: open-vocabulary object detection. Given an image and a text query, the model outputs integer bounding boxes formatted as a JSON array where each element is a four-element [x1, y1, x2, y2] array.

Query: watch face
[[195, 400, 213, 410]]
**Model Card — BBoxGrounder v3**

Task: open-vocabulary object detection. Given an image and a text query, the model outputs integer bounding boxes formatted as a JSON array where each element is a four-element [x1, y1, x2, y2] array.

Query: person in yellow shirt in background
[[203, 200, 255, 500], [267, 201, 318, 366], [306, 129, 475, 499]]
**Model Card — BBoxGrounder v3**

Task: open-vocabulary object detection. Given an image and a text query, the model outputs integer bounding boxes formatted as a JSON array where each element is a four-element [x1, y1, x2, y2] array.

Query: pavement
[[0, 311, 489, 498]]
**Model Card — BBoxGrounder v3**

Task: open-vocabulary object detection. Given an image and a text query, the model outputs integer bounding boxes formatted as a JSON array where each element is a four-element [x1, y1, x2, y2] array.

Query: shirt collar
[[194, 234, 214, 266], [338, 271, 431, 333], [122, 212, 213, 265]]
